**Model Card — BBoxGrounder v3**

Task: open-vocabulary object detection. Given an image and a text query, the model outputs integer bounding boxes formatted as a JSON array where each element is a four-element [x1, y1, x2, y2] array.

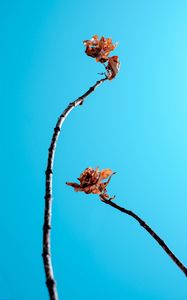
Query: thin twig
[[42, 77, 108, 300], [101, 197, 187, 277]]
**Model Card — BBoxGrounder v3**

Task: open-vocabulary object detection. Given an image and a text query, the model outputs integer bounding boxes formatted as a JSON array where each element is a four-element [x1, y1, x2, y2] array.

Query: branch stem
[[42, 77, 107, 300], [101, 198, 187, 277]]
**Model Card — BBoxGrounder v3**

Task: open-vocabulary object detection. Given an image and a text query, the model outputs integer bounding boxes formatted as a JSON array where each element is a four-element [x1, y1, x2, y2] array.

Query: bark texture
[[42, 77, 107, 300], [101, 197, 187, 277]]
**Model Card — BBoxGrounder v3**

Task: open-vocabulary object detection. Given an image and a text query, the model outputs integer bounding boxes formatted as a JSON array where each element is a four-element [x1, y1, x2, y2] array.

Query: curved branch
[[42, 77, 108, 300], [101, 197, 187, 277]]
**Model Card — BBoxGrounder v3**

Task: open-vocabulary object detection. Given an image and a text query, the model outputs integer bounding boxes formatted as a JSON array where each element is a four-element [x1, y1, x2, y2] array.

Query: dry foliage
[[83, 35, 120, 80], [66, 167, 115, 200]]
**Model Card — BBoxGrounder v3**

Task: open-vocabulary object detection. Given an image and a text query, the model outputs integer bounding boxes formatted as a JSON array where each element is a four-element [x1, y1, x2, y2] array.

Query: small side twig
[[100, 196, 187, 277], [42, 77, 108, 300]]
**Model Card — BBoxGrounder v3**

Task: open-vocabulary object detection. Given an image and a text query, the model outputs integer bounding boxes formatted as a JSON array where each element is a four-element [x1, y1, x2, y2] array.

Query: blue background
[[1, 0, 187, 299]]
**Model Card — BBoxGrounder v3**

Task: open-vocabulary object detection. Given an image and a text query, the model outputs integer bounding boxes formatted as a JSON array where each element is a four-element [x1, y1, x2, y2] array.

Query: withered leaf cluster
[[66, 167, 115, 201], [83, 35, 120, 80]]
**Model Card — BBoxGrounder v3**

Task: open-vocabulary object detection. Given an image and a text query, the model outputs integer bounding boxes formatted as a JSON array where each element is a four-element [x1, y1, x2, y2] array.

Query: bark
[[42, 77, 108, 300], [101, 197, 187, 277]]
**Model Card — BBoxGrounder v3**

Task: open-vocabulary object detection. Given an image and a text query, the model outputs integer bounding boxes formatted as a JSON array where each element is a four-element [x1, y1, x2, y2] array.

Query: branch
[[42, 77, 108, 300], [101, 197, 187, 277]]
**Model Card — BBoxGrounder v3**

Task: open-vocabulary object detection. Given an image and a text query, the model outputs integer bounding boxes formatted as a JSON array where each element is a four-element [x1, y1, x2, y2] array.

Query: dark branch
[[101, 197, 187, 277], [42, 77, 108, 300]]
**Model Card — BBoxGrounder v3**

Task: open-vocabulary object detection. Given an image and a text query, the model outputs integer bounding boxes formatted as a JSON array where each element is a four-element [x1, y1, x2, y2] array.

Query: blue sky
[[1, 0, 187, 299]]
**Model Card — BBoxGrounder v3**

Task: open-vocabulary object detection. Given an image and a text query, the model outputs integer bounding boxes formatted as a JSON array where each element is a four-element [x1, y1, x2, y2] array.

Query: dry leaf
[[66, 167, 115, 200], [100, 168, 113, 179], [83, 35, 120, 80], [83, 35, 116, 63], [106, 56, 120, 80]]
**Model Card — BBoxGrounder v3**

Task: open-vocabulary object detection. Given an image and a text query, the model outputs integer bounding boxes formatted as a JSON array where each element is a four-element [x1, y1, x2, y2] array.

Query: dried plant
[[42, 35, 186, 300], [66, 167, 187, 277], [66, 167, 116, 200], [42, 35, 119, 300]]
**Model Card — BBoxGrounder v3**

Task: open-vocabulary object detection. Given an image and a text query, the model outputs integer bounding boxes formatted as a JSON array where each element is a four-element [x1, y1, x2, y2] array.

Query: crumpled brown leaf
[[83, 35, 116, 62], [106, 56, 120, 80], [100, 168, 113, 179], [66, 167, 115, 201], [83, 35, 120, 81]]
